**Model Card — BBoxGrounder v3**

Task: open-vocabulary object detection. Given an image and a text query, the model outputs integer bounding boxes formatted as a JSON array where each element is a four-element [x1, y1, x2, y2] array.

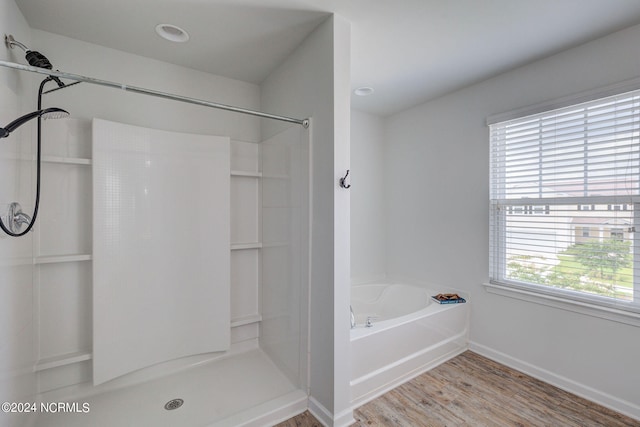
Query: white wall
[[0, 2, 37, 426], [383, 23, 640, 419], [350, 110, 385, 284], [261, 14, 353, 427], [32, 30, 261, 141]]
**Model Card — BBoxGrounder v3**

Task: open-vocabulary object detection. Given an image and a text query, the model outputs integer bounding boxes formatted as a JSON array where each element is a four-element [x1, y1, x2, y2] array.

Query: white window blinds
[[489, 89, 640, 312]]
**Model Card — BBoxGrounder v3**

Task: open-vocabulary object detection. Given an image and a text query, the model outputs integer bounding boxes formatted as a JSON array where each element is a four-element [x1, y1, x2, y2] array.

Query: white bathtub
[[350, 283, 469, 407]]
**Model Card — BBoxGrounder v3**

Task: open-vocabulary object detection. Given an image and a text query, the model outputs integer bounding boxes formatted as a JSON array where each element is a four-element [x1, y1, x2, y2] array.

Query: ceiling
[[15, 0, 640, 116]]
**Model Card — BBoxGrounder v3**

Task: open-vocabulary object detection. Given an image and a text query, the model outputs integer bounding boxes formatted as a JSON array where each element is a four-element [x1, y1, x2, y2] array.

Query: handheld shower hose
[[1, 35, 70, 237], [0, 78, 69, 237]]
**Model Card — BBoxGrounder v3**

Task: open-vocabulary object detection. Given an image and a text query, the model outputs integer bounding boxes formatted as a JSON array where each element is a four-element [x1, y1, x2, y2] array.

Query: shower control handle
[[5, 202, 32, 234]]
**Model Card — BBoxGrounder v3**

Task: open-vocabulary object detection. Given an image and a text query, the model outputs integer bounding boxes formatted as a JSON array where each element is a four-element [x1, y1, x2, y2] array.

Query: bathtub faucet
[[350, 305, 356, 329], [365, 316, 379, 328]]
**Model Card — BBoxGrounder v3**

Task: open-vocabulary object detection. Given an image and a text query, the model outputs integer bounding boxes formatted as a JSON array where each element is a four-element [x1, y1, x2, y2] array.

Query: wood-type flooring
[[275, 351, 638, 426]]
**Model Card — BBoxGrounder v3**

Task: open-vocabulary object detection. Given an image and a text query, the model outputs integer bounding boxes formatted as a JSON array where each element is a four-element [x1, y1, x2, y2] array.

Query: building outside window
[[489, 88, 640, 315]]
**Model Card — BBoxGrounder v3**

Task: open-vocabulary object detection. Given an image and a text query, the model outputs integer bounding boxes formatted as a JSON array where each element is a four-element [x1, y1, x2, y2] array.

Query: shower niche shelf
[[231, 242, 262, 250], [35, 350, 92, 372], [42, 156, 92, 165], [231, 170, 262, 178], [35, 254, 92, 264], [230, 314, 262, 328]]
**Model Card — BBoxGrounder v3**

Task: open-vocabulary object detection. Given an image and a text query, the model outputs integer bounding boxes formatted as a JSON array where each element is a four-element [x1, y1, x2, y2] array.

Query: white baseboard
[[350, 337, 467, 409], [308, 397, 355, 427], [308, 396, 332, 426], [469, 341, 640, 422], [333, 407, 357, 427]]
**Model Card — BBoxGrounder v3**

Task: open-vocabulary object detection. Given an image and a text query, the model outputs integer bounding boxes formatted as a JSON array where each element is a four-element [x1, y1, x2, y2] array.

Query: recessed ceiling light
[[155, 24, 190, 43], [354, 87, 375, 96]]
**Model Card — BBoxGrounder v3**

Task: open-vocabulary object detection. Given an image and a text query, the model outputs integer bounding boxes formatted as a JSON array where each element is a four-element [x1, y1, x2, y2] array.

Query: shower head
[[5, 34, 65, 87], [0, 108, 69, 138], [25, 50, 54, 69]]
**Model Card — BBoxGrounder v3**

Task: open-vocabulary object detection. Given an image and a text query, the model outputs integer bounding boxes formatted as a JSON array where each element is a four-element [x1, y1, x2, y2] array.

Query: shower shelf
[[0, 154, 92, 164], [35, 350, 92, 372], [231, 170, 262, 178], [230, 314, 262, 327], [231, 243, 262, 250], [35, 254, 92, 264], [42, 156, 92, 165]]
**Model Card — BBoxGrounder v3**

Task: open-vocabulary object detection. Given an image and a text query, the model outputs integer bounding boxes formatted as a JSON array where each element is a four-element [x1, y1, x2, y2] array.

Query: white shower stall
[[30, 111, 309, 427], [0, 4, 353, 426]]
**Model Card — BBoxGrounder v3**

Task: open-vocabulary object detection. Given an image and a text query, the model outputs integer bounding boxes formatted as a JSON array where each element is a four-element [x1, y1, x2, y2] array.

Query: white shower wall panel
[[0, 263, 35, 409], [42, 118, 92, 159], [231, 140, 261, 173], [262, 208, 292, 243], [231, 249, 260, 321], [37, 163, 92, 257], [35, 124, 266, 393], [231, 177, 260, 244], [260, 126, 309, 388], [92, 119, 231, 385], [37, 262, 92, 358]]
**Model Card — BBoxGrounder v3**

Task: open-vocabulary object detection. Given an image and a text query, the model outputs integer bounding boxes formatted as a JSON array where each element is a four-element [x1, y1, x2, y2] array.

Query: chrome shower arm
[[5, 34, 29, 52]]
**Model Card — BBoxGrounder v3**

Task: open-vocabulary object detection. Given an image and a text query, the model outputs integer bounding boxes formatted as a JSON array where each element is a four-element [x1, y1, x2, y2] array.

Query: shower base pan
[[34, 349, 306, 427]]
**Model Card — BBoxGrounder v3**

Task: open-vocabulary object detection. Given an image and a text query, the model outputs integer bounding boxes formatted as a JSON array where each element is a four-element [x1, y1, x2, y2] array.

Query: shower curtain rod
[[0, 59, 309, 128]]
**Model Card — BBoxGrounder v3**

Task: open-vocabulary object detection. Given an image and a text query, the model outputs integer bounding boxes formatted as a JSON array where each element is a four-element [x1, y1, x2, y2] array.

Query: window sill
[[483, 282, 640, 328]]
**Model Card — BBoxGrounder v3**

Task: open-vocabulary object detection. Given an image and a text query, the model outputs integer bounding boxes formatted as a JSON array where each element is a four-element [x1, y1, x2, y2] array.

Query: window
[[611, 228, 624, 241], [489, 88, 640, 315], [578, 204, 595, 211], [507, 205, 550, 215]]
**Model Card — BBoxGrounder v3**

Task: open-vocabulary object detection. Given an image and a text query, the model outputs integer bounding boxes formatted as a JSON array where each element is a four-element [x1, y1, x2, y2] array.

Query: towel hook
[[339, 170, 351, 189]]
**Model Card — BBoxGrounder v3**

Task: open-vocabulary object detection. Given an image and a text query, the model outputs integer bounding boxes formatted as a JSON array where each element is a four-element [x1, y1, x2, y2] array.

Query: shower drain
[[164, 398, 184, 411]]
